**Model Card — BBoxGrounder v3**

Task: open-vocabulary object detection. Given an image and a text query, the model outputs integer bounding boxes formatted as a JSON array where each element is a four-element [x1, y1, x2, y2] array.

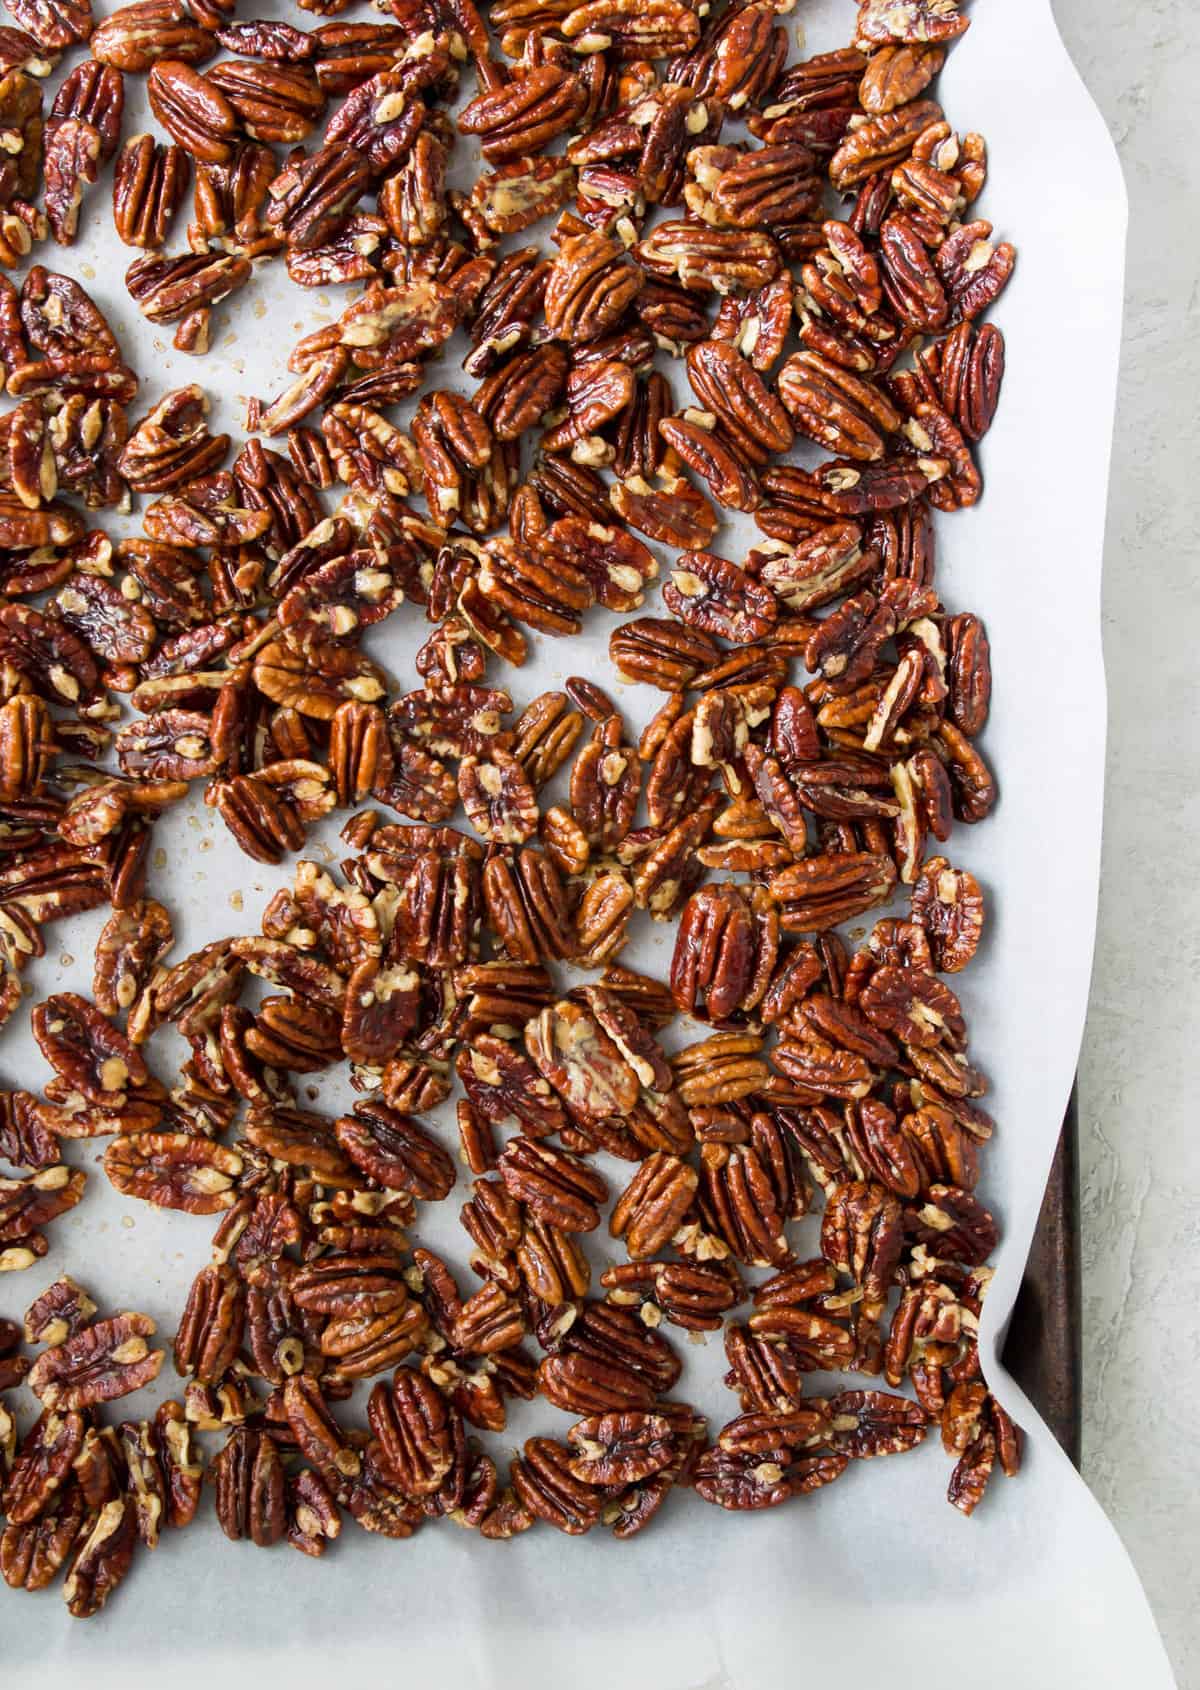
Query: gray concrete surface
[[1052, 2, 1200, 1684]]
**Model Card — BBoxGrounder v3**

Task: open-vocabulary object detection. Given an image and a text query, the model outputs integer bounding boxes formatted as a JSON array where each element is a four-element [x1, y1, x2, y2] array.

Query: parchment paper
[[1, 0, 1174, 1683]]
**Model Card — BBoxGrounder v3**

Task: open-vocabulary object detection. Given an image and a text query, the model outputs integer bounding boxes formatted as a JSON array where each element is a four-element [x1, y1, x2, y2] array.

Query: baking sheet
[[0, 0, 1174, 1683], [1003, 1096, 1081, 1462]]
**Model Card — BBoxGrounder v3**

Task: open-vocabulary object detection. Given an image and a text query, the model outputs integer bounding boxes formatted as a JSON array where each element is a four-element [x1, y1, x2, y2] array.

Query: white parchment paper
[[1, 0, 1174, 1682]]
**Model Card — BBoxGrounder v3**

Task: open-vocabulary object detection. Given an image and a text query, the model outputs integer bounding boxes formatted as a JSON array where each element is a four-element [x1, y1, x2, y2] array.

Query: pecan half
[[27, 1312, 164, 1409]]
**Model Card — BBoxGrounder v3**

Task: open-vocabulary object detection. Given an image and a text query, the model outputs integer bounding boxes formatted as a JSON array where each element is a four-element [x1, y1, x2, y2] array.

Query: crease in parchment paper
[[0, 1, 1174, 1684]]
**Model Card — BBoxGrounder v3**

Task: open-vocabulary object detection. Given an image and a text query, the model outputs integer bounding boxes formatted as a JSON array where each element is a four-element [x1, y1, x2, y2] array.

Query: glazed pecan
[[524, 997, 640, 1124], [27, 1312, 164, 1410], [43, 61, 124, 244], [458, 749, 539, 845], [609, 1153, 698, 1260], [265, 143, 369, 251], [565, 1412, 674, 1486], [127, 251, 251, 336], [211, 1425, 287, 1545], [544, 230, 643, 344], [119, 383, 225, 490], [498, 1137, 607, 1233], [147, 59, 239, 162], [174, 1262, 243, 1385], [670, 882, 759, 1021], [459, 62, 584, 162], [910, 855, 984, 972], [768, 853, 899, 933], [104, 1132, 242, 1212], [510, 1436, 602, 1535], [458, 1032, 566, 1139], [573, 869, 634, 964], [368, 1366, 456, 1496], [0, 1479, 87, 1589], [4, 0, 91, 50], [206, 59, 324, 144], [664, 550, 777, 645], [569, 715, 641, 849], [779, 350, 902, 461], [335, 1100, 455, 1201], [91, 0, 214, 71], [686, 338, 793, 463], [63, 1498, 137, 1617], [700, 1141, 790, 1267], [1, 1407, 86, 1522], [694, 1442, 846, 1511]]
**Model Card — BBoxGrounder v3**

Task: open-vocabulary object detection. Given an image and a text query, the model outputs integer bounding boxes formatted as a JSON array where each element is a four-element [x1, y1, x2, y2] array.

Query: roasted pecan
[[573, 869, 633, 964], [684, 338, 793, 466], [104, 1131, 242, 1212], [62, 1497, 136, 1617], [0, 1479, 87, 1590], [457, 1032, 566, 1138], [34, 989, 151, 1099], [821, 1179, 904, 1303], [828, 1387, 927, 1458], [524, 997, 640, 1122], [609, 1152, 698, 1261], [909, 855, 983, 972], [459, 62, 584, 163], [215, 18, 313, 59], [670, 882, 759, 1021], [91, 0, 215, 72], [509, 1436, 601, 1535], [482, 847, 575, 964], [859, 39, 944, 110], [688, 141, 821, 230], [126, 249, 251, 330], [568, 713, 640, 850], [174, 1262, 244, 1384], [324, 66, 423, 168], [768, 852, 898, 933], [544, 230, 643, 344], [906, 1183, 997, 1264], [264, 141, 369, 252], [0, 695, 54, 798], [23, 1274, 97, 1345], [147, 59, 240, 162], [659, 410, 760, 513], [368, 1366, 456, 1495], [538, 1342, 658, 1418], [0, 601, 98, 702], [511, 690, 584, 786], [694, 1442, 846, 1511], [334, 1099, 455, 1201], [699, 1140, 790, 1267], [42, 67, 122, 244], [663, 550, 777, 645], [562, 0, 699, 56], [27, 1311, 163, 1410], [457, 749, 539, 845], [565, 1411, 674, 1486], [1, 1407, 85, 1522], [206, 59, 324, 144], [635, 220, 780, 294], [3, 0, 91, 51], [498, 1136, 607, 1233], [211, 1425, 287, 1545]]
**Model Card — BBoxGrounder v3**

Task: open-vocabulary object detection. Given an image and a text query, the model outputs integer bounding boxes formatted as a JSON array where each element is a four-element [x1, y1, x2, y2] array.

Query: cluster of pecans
[[1, 0, 1024, 1622]]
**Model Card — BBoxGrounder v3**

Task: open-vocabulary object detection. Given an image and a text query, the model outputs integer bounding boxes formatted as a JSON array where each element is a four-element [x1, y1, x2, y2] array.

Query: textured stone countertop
[[1051, 3, 1199, 1684]]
